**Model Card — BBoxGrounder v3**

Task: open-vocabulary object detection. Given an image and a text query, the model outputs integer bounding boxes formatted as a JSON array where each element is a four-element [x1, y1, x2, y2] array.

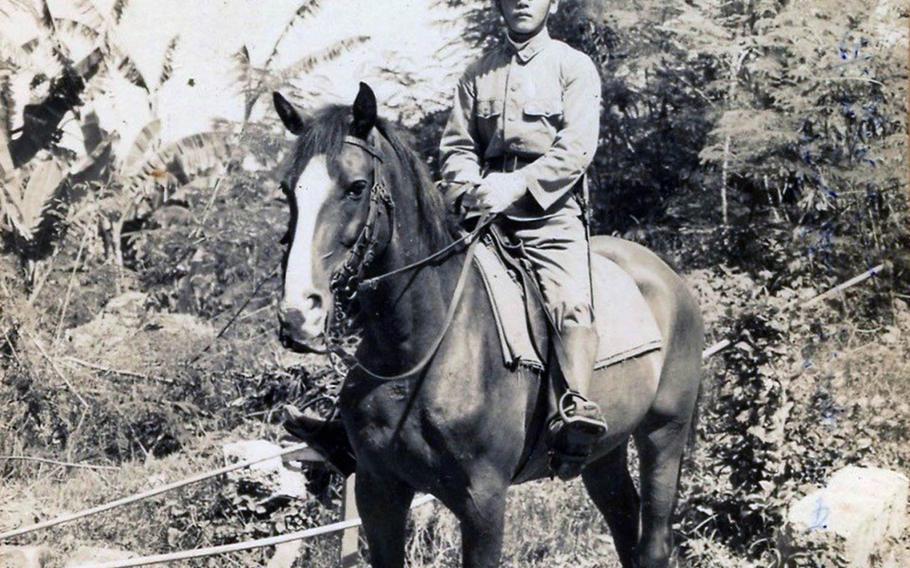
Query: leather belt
[[484, 153, 534, 173]]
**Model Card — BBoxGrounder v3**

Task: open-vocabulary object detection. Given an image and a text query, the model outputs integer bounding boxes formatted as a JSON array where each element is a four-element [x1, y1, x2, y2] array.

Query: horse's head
[[274, 83, 393, 352]]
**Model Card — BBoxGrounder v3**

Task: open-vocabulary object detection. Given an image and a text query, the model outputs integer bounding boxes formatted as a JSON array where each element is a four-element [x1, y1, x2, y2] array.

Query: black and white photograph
[[0, 0, 907, 566]]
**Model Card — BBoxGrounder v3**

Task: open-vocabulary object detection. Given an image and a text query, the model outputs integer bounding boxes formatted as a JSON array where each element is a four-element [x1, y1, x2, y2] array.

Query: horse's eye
[[346, 180, 368, 200]]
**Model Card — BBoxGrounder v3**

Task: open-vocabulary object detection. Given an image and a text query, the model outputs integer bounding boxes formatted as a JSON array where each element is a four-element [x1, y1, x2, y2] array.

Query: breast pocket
[[519, 98, 563, 150], [523, 98, 563, 123]]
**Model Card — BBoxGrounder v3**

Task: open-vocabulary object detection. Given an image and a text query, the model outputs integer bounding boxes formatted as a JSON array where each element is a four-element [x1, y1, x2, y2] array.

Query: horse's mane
[[283, 105, 451, 250]]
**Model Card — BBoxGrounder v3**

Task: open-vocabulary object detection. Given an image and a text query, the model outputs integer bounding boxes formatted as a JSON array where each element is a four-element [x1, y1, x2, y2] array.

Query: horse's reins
[[325, 135, 492, 382]]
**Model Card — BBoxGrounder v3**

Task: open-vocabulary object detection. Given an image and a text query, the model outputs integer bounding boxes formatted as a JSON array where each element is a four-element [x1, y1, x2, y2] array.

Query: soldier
[[439, 0, 605, 478]]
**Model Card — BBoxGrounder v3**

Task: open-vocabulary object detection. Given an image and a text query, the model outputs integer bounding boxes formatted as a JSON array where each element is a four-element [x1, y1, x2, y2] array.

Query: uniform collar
[[507, 28, 551, 63]]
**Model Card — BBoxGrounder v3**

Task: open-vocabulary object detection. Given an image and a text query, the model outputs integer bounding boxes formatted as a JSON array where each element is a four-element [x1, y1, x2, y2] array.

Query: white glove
[[472, 172, 526, 214]]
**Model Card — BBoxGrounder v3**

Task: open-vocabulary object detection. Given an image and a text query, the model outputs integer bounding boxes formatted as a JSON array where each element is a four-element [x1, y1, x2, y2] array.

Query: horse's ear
[[351, 82, 377, 139], [273, 92, 305, 135]]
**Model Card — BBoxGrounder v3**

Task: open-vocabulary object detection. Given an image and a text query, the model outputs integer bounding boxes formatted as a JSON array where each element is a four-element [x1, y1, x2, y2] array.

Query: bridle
[[320, 134, 492, 381], [325, 136, 394, 341]]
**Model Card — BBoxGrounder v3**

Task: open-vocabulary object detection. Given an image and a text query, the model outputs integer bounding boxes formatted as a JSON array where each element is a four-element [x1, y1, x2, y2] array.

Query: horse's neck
[[357, 225, 465, 374]]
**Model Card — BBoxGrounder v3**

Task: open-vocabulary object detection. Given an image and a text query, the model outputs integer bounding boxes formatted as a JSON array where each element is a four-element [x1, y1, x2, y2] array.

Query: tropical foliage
[[0, 0, 906, 565], [0, 0, 368, 281]]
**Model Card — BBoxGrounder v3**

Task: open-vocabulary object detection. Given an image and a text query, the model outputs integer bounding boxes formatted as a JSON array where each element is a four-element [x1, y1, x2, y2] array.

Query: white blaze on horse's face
[[282, 154, 335, 340]]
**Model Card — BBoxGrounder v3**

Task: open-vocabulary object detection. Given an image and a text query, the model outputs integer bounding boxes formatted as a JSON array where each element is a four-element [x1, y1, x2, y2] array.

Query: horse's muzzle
[[278, 302, 328, 353], [278, 327, 327, 354]]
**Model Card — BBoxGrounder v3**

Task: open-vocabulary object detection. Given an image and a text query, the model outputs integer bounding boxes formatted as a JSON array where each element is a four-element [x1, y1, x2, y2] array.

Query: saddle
[[481, 226, 551, 366], [473, 228, 663, 373], [475, 227, 663, 480]]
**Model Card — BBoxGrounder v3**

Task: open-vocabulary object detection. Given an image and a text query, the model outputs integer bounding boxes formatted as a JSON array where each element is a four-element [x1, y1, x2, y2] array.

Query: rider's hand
[[473, 173, 526, 214]]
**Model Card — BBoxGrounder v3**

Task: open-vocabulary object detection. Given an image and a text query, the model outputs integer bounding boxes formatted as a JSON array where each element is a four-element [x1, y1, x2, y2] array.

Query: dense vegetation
[[1, 0, 907, 566]]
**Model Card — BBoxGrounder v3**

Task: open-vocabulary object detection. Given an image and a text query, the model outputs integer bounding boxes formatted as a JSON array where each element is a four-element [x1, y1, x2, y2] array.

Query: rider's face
[[498, 0, 558, 39]]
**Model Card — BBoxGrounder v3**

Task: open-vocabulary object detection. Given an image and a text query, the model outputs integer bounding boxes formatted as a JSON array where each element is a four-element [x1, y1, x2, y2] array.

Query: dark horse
[[273, 84, 703, 568]]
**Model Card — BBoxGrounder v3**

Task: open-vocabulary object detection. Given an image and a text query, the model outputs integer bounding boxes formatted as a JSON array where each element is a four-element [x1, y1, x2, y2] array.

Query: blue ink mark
[[809, 496, 830, 531]]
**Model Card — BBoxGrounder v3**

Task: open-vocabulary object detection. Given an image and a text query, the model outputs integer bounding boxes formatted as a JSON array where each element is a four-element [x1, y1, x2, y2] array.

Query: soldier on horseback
[[439, 0, 606, 477]]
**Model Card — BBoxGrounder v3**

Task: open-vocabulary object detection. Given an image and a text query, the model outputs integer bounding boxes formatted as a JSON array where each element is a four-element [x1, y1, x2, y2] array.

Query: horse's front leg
[[356, 468, 415, 568], [451, 468, 509, 568]]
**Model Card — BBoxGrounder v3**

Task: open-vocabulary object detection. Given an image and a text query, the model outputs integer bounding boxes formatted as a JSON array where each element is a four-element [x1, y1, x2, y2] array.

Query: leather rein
[[323, 135, 490, 381]]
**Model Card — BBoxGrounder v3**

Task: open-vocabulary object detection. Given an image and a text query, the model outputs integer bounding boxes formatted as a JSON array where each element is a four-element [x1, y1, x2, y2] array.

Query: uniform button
[[507, 116, 516, 122], [509, 84, 518, 92]]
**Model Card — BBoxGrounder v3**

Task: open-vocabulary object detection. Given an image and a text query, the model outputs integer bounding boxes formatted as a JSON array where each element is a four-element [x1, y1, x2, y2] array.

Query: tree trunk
[[721, 49, 750, 226]]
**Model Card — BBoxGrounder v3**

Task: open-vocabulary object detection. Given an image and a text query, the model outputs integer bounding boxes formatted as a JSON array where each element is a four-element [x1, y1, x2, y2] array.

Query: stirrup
[[554, 392, 607, 435], [547, 392, 607, 480]]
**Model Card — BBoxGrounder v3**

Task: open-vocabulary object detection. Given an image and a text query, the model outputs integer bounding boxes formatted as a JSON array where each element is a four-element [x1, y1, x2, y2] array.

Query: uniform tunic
[[439, 29, 602, 329]]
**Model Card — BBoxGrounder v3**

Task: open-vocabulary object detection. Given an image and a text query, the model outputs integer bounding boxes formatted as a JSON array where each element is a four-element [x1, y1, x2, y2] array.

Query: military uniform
[[440, 27, 604, 479], [439, 28, 601, 334]]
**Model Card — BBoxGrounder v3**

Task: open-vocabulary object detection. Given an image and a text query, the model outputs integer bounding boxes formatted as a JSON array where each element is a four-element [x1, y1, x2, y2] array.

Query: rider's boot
[[546, 325, 606, 480], [283, 406, 357, 476]]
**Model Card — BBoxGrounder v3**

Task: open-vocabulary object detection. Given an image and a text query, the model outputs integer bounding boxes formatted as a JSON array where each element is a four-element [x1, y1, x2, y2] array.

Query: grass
[[405, 479, 622, 568], [1, 270, 908, 566], [0, 429, 344, 567]]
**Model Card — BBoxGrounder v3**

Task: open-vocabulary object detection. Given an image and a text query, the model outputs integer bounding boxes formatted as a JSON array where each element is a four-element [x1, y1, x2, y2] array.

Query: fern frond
[[112, 0, 129, 23], [39, 0, 55, 32], [53, 17, 102, 43], [0, 37, 32, 74], [82, 59, 111, 101], [116, 52, 148, 91], [2, 158, 66, 241], [70, 131, 114, 184], [36, 0, 75, 66], [137, 131, 231, 187], [287, 74, 333, 107], [274, 36, 370, 86], [20, 38, 39, 54], [266, 0, 325, 66], [232, 44, 252, 87], [71, 0, 108, 31], [158, 35, 180, 87], [231, 45, 258, 119], [8, 0, 39, 18], [0, 74, 12, 141], [0, 170, 24, 231], [0, 127, 14, 179], [121, 119, 161, 176], [293, 0, 323, 21]]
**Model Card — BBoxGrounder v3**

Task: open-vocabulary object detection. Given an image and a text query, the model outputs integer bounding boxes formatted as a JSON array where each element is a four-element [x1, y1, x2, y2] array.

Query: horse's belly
[[592, 350, 662, 437]]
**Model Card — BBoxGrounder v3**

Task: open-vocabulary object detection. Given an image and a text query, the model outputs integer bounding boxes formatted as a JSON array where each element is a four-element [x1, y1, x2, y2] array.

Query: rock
[[222, 440, 307, 500], [0, 498, 41, 535], [0, 546, 50, 568], [63, 546, 136, 567], [266, 541, 303, 568], [64, 292, 214, 370], [103, 292, 149, 317], [784, 466, 909, 566]]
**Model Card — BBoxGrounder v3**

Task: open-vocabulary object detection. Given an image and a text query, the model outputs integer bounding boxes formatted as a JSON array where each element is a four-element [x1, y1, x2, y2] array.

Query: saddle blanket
[[473, 243, 663, 371]]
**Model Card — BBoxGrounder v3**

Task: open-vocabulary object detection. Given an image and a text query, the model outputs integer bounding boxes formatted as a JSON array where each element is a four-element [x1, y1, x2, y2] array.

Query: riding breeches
[[498, 212, 594, 332]]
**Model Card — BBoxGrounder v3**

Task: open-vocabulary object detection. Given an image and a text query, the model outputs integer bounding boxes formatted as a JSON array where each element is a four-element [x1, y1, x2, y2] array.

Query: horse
[[273, 83, 703, 568]]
